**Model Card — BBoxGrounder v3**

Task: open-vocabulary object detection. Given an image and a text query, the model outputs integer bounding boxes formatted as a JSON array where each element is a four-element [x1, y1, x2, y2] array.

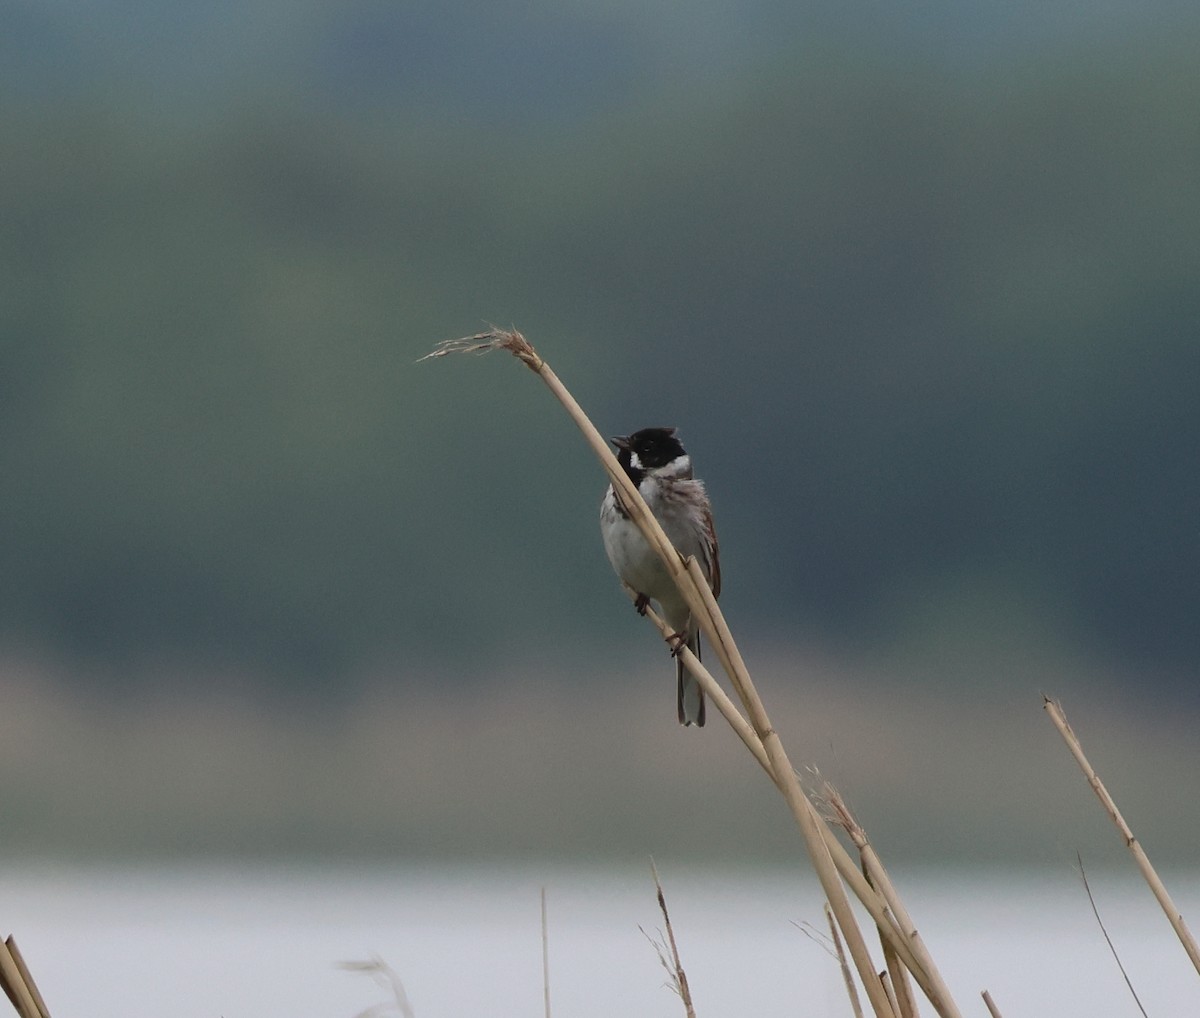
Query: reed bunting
[[600, 427, 721, 726]]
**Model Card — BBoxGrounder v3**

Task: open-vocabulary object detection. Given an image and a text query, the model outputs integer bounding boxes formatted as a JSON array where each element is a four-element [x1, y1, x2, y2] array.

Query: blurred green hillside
[[3, 1, 1199, 696]]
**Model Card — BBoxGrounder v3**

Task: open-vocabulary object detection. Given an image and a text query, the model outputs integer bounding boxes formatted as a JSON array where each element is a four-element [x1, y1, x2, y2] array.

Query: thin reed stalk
[[881, 942, 918, 1018], [541, 887, 552, 1018], [651, 861, 696, 1018], [825, 902, 865, 1018], [980, 990, 1002, 1018], [1044, 697, 1200, 976], [1077, 852, 1148, 1017], [423, 328, 961, 1018]]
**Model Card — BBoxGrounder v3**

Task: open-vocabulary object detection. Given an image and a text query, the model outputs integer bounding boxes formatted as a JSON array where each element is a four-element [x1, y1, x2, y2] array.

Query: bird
[[599, 427, 721, 727]]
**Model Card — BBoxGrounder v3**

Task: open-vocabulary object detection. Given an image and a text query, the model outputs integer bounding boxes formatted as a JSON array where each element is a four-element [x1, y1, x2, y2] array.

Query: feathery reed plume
[[640, 926, 692, 1014], [421, 328, 544, 369], [424, 328, 962, 1018], [1076, 853, 1148, 1017], [1044, 697, 1200, 975]]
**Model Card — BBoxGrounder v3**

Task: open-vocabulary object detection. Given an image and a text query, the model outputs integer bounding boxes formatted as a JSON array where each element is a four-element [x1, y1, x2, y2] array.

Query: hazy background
[[3, 0, 1200, 871]]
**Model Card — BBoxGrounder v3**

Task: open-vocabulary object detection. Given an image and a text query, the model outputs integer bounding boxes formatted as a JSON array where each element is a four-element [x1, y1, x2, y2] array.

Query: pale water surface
[[1, 864, 1197, 1016]]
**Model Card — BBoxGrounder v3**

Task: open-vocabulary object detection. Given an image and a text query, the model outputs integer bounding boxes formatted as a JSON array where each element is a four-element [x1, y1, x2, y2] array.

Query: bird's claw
[[634, 593, 650, 616]]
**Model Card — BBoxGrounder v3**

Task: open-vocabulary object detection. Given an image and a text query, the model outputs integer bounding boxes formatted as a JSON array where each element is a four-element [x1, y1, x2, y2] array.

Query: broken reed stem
[[651, 861, 696, 1018], [879, 970, 900, 1017], [425, 329, 959, 1018], [1043, 697, 1200, 976], [879, 930, 918, 1018], [824, 783, 958, 1018], [871, 877, 918, 1018], [980, 990, 1002, 1018], [826, 902, 865, 1018], [832, 807, 919, 1018]]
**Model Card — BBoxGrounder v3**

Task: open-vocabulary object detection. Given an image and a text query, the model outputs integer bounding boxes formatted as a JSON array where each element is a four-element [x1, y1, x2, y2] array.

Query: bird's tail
[[676, 633, 706, 727]]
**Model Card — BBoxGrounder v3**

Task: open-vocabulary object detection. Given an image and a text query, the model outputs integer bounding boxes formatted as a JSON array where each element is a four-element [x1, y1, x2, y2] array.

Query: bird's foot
[[666, 631, 687, 656], [634, 593, 650, 616]]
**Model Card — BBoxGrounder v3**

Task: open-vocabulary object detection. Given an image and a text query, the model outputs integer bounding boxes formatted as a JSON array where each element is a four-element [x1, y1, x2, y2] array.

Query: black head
[[610, 427, 687, 481]]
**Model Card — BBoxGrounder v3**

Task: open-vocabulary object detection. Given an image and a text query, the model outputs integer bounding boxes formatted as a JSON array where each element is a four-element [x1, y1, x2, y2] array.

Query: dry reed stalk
[[425, 330, 909, 1017], [0, 939, 43, 1018], [641, 593, 933, 988], [1, 942, 47, 1018], [820, 787, 918, 1018], [2, 942, 47, 1018], [822, 783, 957, 1018], [877, 929, 918, 1018], [541, 887, 551, 1018], [671, 559, 896, 1015], [881, 942, 918, 1018], [649, 861, 696, 1018], [980, 990, 1002, 1017], [648, 599, 942, 1006], [679, 558, 927, 1018], [1044, 697, 1200, 976], [879, 970, 900, 1016], [825, 902, 865, 1018], [424, 329, 961, 1018], [683, 567, 952, 1018]]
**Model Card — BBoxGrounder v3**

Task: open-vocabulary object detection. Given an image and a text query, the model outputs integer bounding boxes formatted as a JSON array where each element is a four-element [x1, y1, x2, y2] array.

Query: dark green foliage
[[2, 7, 1198, 691]]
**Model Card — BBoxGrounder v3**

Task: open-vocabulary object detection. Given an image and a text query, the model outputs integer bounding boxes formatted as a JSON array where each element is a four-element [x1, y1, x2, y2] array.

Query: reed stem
[[424, 329, 963, 1018], [1044, 697, 1200, 976]]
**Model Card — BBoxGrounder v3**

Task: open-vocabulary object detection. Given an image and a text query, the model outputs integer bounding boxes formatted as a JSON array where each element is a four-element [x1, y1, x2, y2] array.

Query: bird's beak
[[609, 435, 630, 451]]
